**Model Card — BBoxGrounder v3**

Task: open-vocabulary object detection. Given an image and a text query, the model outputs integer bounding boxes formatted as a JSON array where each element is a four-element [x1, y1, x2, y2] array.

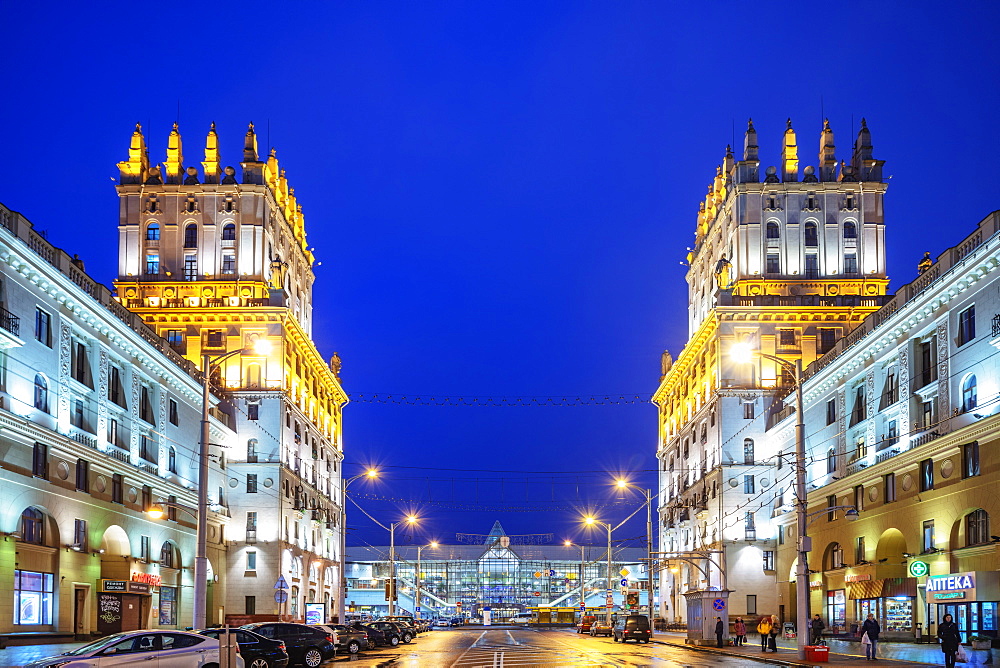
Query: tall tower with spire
[[114, 123, 349, 624], [653, 119, 890, 625]]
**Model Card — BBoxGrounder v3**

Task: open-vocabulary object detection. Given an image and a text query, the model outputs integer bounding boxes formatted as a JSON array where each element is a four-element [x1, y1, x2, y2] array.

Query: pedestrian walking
[[715, 617, 725, 647], [938, 613, 962, 668], [861, 613, 880, 660], [811, 614, 826, 645], [768, 615, 780, 652], [757, 616, 772, 651], [734, 617, 747, 646]]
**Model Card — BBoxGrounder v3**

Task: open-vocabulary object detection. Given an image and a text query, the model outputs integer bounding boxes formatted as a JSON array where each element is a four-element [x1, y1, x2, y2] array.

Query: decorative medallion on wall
[[941, 459, 954, 478], [125, 287, 138, 298], [264, 478, 274, 488], [868, 486, 879, 502], [729, 478, 739, 487], [760, 478, 770, 488], [901, 474, 913, 491], [127, 487, 138, 503], [229, 478, 239, 488], [56, 461, 70, 480], [95, 475, 107, 492]]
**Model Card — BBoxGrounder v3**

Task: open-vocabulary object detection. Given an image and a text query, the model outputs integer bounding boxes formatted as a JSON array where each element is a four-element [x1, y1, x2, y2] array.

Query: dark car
[[241, 622, 337, 667], [351, 622, 400, 648], [449, 617, 463, 626], [369, 620, 413, 644], [322, 624, 367, 654], [612, 614, 652, 643], [200, 628, 290, 668], [589, 620, 613, 637], [382, 615, 422, 635]]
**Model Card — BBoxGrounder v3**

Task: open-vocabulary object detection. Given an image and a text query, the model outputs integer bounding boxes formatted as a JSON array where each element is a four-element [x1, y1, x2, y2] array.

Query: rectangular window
[[205, 329, 226, 349], [246, 596, 256, 615], [34, 308, 52, 347], [141, 536, 151, 562], [923, 520, 936, 553], [166, 330, 184, 350], [884, 473, 896, 503], [247, 404, 259, 421], [827, 494, 837, 522], [819, 328, 837, 354], [139, 435, 155, 462], [246, 551, 257, 571], [141, 485, 152, 512], [963, 442, 980, 478], [32, 442, 48, 479], [145, 254, 159, 275], [887, 420, 898, 446], [108, 418, 119, 448], [73, 519, 87, 551], [850, 385, 866, 427], [167, 495, 177, 521], [778, 329, 796, 347], [743, 402, 755, 420], [922, 400, 934, 429], [778, 525, 784, 545], [112, 473, 123, 504], [805, 254, 819, 278], [75, 458, 89, 492], [169, 399, 178, 426], [140, 386, 155, 425], [844, 254, 858, 274], [744, 475, 755, 494], [14, 570, 54, 625], [747, 594, 758, 615], [883, 371, 898, 406], [247, 474, 258, 494], [958, 306, 976, 346], [853, 485, 864, 512], [183, 256, 197, 281], [71, 341, 92, 386], [917, 340, 937, 388], [920, 458, 934, 491], [766, 254, 780, 274], [856, 536, 866, 563], [826, 399, 837, 425], [108, 366, 127, 407], [71, 399, 86, 430], [762, 551, 774, 572], [222, 254, 236, 274]]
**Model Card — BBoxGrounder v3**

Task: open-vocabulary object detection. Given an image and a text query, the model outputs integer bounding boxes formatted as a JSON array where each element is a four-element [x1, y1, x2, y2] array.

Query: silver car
[[25, 629, 244, 667]]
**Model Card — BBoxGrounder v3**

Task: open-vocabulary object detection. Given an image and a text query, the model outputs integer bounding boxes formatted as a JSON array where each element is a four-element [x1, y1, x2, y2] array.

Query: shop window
[[34, 308, 52, 347], [159, 587, 177, 625], [920, 458, 934, 492], [21, 507, 44, 544], [963, 442, 980, 478], [827, 590, 847, 630], [922, 520, 935, 553], [966, 509, 990, 546], [961, 375, 978, 412], [958, 306, 976, 346], [14, 570, 54, 625]]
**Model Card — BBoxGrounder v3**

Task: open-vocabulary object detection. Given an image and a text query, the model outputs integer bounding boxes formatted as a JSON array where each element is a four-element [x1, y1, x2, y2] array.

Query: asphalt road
[[337, 626, 785, 667]]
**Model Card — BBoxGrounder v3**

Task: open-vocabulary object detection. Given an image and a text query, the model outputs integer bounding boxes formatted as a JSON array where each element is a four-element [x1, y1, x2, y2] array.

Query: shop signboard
[[304, 603, 325, 625], [928, 572, 976, 601], [102, 580, 128, 592], [908, 561, 929, 577]]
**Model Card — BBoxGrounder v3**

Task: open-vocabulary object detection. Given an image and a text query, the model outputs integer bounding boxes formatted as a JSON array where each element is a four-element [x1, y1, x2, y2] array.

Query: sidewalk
[[655, 631, 997, 667]]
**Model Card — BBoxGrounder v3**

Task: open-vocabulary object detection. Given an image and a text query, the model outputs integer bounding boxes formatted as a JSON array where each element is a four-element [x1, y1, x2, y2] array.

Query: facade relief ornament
[[936, 321, 950, 419]]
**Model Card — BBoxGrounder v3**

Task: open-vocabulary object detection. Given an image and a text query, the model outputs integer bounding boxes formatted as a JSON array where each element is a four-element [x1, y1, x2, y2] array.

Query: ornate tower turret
[[241, 122, 264, 184], [117, 123, 149, 185], [736, 119, 760, 184], [164, 123, 184, 185], [781, 118, 798, 182], [819, 119, 837, 182], [202, 122, 221, 184], [852, 118, 884, 181]]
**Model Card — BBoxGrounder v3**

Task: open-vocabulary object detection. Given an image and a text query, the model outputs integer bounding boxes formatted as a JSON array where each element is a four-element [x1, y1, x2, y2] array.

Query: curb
[[656, 638, 809, 667]]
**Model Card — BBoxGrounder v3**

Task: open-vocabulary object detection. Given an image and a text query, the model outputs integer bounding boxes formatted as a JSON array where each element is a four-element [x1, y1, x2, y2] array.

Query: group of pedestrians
[[708, 611, 970, 666]]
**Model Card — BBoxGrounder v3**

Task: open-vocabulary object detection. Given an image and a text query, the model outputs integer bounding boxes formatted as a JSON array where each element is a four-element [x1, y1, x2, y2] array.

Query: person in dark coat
[[811, 614, 826, 645], [938, 613, 962, 668], [861, 613, 880, 660], [715, 617, 725, 647]]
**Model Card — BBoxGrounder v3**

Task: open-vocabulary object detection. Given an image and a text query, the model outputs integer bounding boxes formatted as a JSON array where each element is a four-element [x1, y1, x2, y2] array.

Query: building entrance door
[[74, 587, 88, 637]]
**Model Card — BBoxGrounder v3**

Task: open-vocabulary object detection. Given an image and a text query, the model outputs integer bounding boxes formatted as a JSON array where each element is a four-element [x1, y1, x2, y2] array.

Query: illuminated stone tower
[[114, 123, 349, 623], [652, 119, 889, 625]]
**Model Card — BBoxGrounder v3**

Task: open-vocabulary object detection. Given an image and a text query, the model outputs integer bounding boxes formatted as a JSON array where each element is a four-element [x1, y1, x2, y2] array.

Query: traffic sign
[[275, 590, 288, 603], [619, 568, 630, 577], [606, 603, 613, 608], [548, 569, 556, 577], [534, 591, 541, 597], [620, 578, 628, 587], [274, 575, 289, 590], [416, 606, 422, 612], [712, 598, 726, 611]]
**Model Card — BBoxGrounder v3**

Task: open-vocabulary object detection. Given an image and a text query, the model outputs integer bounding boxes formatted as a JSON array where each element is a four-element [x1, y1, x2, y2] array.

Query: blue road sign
[[415, 606, 421, 612], [275, 590, 288, 604], [620, 578, 628, 587], [712, 598, 726, 611], [274, 575, 289, 590], [549, 569, 556, 577]]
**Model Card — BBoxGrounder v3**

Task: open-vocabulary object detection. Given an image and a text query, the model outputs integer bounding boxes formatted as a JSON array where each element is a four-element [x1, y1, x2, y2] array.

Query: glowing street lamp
[[339, 468, 378, 621], [615, 477, 655, 615], [585, 516, 614, 626], [389, 515, 418, 616]]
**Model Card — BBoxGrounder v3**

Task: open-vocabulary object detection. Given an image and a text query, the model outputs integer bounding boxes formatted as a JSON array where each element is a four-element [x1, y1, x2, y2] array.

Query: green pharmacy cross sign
[[908, 561, 929, 577]]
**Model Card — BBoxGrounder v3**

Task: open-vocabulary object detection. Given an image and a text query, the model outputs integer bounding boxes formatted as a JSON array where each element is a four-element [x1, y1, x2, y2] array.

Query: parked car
[[320, 624, 367, 654], [369, 620, 414, 643], [509, 616, 531, 625], [449, 616, 464, 626], [612, 614, 652, 643], [25, 630, 243, 668], [241, 622, 337, 667], [380, 616, 420, 637], [577, 614, 597, 634], [589, 620, 613, 637], [435, 618, 451, 628], [200, 627, 289, 668], [351, 621, 400, 648]]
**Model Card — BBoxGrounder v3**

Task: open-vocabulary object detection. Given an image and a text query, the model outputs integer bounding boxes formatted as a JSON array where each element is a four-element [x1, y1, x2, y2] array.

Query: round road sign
[[275, 590, 288, 604], [712, 598, 726, 611]]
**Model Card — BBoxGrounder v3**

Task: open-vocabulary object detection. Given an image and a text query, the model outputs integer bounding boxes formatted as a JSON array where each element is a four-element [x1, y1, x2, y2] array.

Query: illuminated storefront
[[928, 572, 1000, 640]]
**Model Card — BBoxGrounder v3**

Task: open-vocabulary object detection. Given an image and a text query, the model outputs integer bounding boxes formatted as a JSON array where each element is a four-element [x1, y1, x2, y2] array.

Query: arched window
[[168, 446, 177, 474], [844, 221, 857, 239], [804, 221, 818, 246], [766, 222, 780, 239], [962, 375, 978, 412], [827, 448, 837, 474], [246, 364, 262, 388], [21, 507, 44, 544], [966, 509, 990, 546], [146, 223, 160, 241], [33, 374, 48, 412], [825, 543, 845, 570], [160, 541, 179, 568], [222, 223, 236, 241], [743, 438, 754, 465], [183, 224, 198, 249]]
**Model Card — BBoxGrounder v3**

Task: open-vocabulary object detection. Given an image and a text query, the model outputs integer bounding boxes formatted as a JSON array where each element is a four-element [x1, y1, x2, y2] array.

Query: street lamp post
[[617, 479, 655, 615], [731, 342, 808, 660], [388, 516, 417, 617], [564, 541, 587, 608], [193, 341, 270, 630], [415, 541, 438, 619], [585, 517, 614, 626], [339, 469, 378, 621]]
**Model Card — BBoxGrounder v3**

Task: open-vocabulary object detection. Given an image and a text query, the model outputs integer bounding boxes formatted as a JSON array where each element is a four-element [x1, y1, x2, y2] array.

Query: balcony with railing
[[0, 306, 20, 337]]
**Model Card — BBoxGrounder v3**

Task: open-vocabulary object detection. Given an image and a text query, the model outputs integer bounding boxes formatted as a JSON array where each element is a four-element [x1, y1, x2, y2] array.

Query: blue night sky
[[3, 2, 999, 551]]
